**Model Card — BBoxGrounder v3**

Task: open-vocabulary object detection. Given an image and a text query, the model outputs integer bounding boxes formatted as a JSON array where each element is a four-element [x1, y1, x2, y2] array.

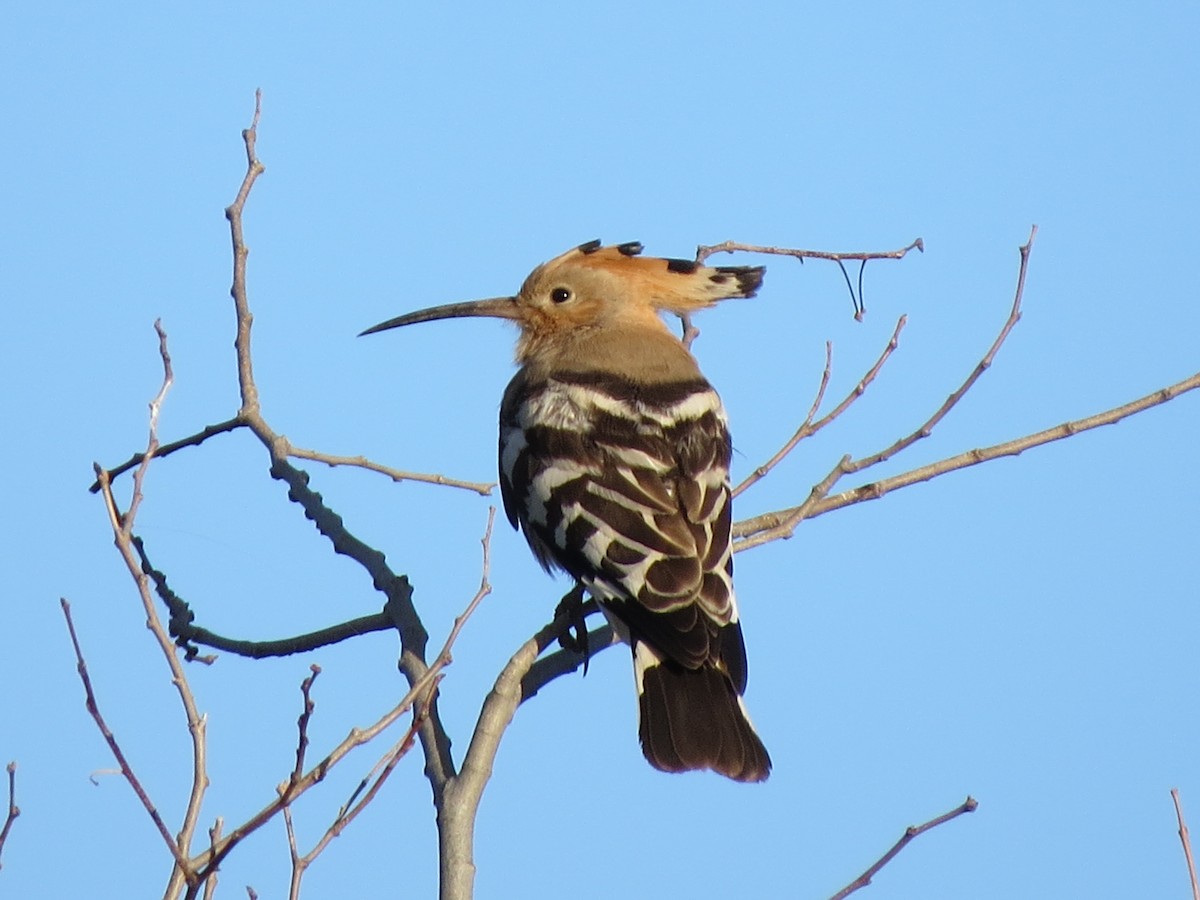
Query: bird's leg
[[554, 582, 591, 674]]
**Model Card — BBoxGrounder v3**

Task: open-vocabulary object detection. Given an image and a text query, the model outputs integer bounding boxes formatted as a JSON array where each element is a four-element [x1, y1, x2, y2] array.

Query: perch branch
[[521, 623, 617, 702], [438, 602, 595, 900]]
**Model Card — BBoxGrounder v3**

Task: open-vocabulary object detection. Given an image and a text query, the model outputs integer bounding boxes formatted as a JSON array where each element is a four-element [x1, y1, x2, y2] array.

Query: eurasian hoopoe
[[363, 240, 772, 782]]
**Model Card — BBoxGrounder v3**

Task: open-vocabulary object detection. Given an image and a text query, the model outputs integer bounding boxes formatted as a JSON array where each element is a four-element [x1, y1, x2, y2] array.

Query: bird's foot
[[555, 583, 591, 675]]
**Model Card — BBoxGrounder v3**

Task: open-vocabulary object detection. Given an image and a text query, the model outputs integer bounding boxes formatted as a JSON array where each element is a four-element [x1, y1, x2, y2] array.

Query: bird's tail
[[634, 641, 772, 783]]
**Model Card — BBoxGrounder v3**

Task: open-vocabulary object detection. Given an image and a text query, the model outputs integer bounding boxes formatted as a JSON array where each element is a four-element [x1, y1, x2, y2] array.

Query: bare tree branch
[[734, 315, 907, 500], [696, 236, 924, 265], [735, 225, 1140, 552], [132, 533, 394, 660], [61, 599, 185, 867], [89, 417, 245, 493], [734, 364, 1200, 550], [226, 89, 266, 417], [829, 796, 978, 900], [439, 605, 586, 900], [734, 340, 832, 499], [521, 623, 617, 702], [202, 820, 222, 900], [853, 227, 1035, 476], [211, 95, 464, 796], [0, 762, 20, 872], [189, 506, 497, 886], [93, 414, 487, 498], [1173, 789, 1200, 900], [696, 237, 923, 319], [84, 319, 212, 899], [284, 441, 495, 495]]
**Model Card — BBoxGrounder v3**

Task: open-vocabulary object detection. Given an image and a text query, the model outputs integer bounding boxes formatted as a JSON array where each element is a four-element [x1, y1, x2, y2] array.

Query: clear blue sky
[[3, 3, 1198, 897]]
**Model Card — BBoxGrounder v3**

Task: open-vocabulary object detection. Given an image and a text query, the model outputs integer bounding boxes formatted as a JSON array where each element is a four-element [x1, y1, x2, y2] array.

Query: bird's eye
[[550, 287, 572, 304]]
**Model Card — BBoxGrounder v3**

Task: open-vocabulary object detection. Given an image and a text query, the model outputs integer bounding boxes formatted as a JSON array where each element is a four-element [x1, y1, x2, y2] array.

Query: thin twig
[[285, 442, 495, 495], [829, 796, 977, 900], [295, 501, 495, 879], [291, 666, 321, 784], [808, 317, 907, 435], [732, 226, 1037, 551], [192, 507, 498, 880], [734, 341, 832, 498], [202, 819, 222, 900], [295, 717, 424, 891], [90, 417, 245, 493], [696, 237, 924, 265], [120, 319, 173, 532], [734, 365, 1200, 549], [226, 88, 265, 417], [679, 311, 701, 349], [1172, 789, 1200, 900], [734, 314, 906, 500], [193, 656, 439, 875], [696, 237, 922, 322], [284, 804, 301, 900], [0, 762, 19, 871], [98, 419, 490, 496], [432, 507, 496, 670], [847, 226, 1036, 476], [60, 599, 185, 865], [87, 317, 211, 897]]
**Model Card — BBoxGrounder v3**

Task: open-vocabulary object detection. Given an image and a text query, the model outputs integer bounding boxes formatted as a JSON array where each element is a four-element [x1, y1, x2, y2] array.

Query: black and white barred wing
[[499, 372, 770, 781], [500, 374, 732, 659]]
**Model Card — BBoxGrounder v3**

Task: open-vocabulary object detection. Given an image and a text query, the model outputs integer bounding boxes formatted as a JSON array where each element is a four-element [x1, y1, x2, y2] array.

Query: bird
[[362, 239, 771, 782]]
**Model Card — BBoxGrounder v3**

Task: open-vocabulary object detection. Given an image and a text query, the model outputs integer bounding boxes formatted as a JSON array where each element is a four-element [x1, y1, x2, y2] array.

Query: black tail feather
[[637, 651, 771, 783]]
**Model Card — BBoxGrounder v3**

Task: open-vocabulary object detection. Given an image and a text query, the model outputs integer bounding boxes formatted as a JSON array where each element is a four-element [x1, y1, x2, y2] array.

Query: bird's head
[[361, 240, 764, 363]]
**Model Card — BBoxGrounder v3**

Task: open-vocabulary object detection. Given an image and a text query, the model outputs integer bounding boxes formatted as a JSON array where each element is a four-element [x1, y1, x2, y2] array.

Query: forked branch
[[734, 315, 907, 499], [728, 224, 1199, 551], [190, 506, 496, 883], [734, 358, 1200, 549]]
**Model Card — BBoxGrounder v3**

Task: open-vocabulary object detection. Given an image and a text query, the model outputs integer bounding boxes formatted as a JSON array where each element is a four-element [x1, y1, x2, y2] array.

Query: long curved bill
[[359, 296, 518, 336]]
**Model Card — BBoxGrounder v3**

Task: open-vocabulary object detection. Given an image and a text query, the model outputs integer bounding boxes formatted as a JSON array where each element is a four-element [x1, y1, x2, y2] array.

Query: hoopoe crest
[[363, 240, 772, 782]]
